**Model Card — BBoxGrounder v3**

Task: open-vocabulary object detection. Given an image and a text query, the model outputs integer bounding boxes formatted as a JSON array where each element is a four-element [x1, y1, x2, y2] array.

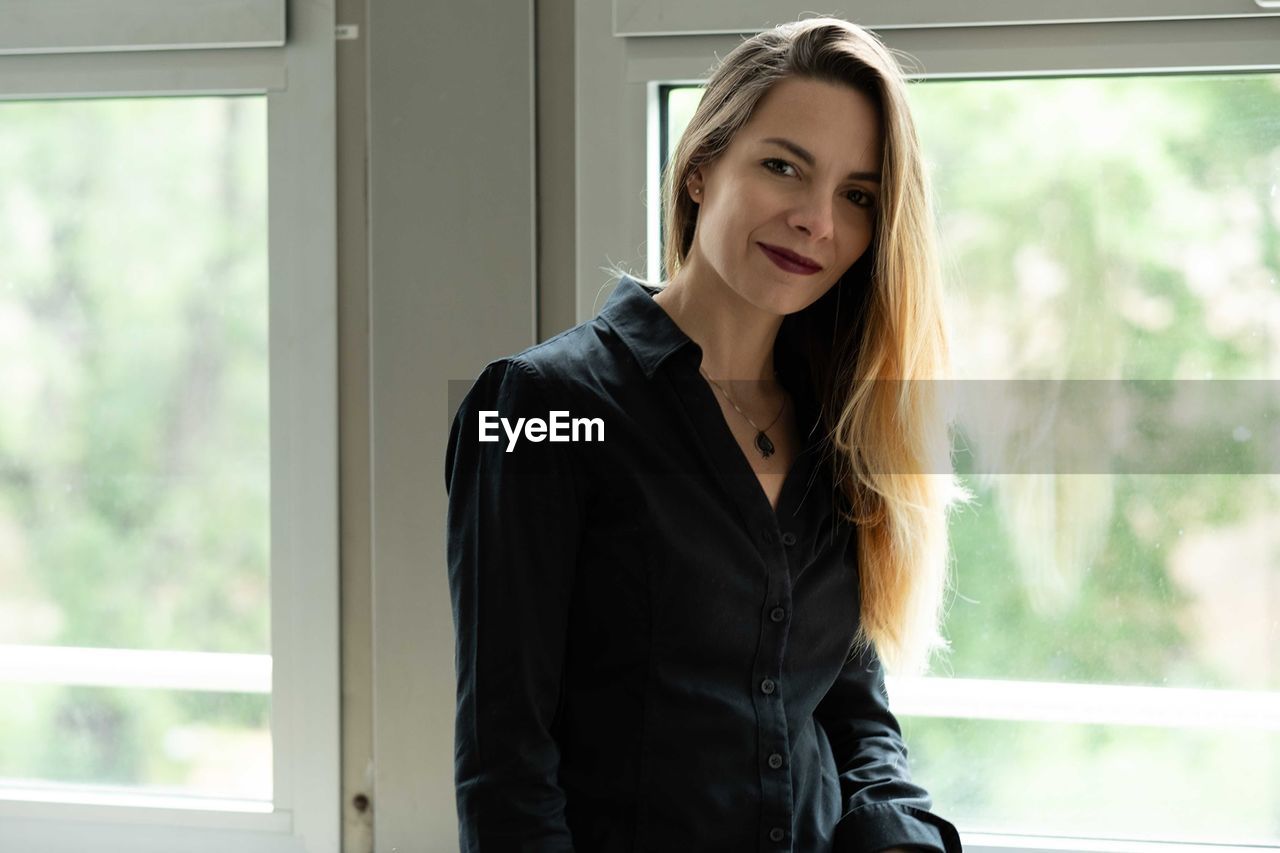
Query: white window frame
[[613, 0, 1280, 37], [0, 1, 339, 851], [0, 0, 285, 55], [574, 3, 1280, 851]]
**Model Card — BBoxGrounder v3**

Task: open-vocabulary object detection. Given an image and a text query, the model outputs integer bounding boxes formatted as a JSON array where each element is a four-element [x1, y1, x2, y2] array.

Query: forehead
[[736, 76, 881, 161]]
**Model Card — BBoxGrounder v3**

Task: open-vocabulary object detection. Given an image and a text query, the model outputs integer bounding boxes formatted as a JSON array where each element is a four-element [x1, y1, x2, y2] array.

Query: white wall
[[365, 1, 539, 850]]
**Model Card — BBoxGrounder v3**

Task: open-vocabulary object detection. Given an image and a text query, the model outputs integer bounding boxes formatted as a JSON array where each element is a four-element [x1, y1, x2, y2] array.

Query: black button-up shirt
[[444, 275, 963, 853]]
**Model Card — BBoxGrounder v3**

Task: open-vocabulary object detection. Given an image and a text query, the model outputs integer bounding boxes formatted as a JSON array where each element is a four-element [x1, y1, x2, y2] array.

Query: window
[[617, 0, 1280, 36], [0, 2, 337, 852], [892, 72, 1280, 842], [651, 28, 1279, 853], [0, 94, 272, 804]]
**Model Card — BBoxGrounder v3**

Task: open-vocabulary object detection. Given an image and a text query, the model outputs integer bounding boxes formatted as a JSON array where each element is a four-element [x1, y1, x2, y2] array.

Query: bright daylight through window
[[664, 72, 1280, 843], [0, 95, 272, 808]]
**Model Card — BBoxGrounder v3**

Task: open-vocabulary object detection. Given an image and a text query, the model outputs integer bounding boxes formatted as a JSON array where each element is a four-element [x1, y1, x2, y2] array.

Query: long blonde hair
[[613, 16, 971, 675]]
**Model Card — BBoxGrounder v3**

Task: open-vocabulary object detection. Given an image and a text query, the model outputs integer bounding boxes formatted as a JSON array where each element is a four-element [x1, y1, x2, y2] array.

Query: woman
[[445, 15, 969, 853]]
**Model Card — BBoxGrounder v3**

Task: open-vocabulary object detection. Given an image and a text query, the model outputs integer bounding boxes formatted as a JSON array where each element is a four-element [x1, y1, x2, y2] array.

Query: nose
[[789, 191, 835, 241]]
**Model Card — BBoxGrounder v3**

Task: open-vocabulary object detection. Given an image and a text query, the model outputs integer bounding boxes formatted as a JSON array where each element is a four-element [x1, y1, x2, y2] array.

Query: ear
[[685, 169, 704, 202]]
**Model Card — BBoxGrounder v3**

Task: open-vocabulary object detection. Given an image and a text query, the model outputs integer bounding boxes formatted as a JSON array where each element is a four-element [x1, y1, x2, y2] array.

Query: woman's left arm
[[813, 638, 963, 853]]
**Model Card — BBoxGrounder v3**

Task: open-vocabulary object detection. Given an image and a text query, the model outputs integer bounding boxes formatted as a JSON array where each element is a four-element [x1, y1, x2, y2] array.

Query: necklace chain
[[698, 366, 787, 440]]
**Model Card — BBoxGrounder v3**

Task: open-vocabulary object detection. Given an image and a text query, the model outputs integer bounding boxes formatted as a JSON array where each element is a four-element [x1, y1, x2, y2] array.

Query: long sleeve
[[814, 638, 963, 853], [444, 357, 585, 852]]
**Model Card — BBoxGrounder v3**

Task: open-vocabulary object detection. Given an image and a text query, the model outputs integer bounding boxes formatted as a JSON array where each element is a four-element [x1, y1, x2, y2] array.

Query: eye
[[845, 188, 876, 209], [761, 157, 797, 177], [764, 158, 876, 210]]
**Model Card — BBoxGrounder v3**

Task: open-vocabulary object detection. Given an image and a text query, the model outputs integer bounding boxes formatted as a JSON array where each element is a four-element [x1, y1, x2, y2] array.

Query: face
[[684, 75, 883, 316]]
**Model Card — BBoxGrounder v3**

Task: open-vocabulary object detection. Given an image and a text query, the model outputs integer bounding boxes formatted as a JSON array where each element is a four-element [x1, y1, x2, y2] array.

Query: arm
[[445, 358, 584, 852], [814, 638, 963, 853]]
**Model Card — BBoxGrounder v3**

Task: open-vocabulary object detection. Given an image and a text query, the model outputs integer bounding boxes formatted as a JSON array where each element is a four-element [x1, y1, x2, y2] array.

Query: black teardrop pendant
[[755, 431, 775, 459]]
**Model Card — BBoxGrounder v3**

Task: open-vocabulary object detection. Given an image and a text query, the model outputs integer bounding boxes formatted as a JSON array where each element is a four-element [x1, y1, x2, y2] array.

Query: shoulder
[[511, 319, 603, 378], [446, 325, 607, 486], [487, 313, 625, 401]]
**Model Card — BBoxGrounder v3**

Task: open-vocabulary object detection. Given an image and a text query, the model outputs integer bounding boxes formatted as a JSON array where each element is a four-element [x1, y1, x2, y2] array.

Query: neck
[[652, 257, 783, 383]]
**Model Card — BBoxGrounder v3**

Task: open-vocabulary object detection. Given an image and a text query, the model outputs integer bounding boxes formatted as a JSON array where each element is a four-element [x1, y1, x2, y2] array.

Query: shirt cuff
[[832, 802, 963, 853]]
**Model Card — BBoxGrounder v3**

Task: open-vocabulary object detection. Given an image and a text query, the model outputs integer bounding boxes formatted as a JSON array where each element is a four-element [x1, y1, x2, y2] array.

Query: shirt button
[[769, 827, 785, 842], [770, 606, 785, 622], [760, 678, 776, 694], [768, 752, 784, 769], [780, 531, 797, 546]]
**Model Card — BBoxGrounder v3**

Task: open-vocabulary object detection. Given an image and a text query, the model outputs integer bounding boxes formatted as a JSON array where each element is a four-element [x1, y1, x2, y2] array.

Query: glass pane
[[666, 87, 704, 159], [0, 96, 270, 802], [0, 683, 270, 803], [663, 72, 1280, 840], [903, 715, 1280, 844]]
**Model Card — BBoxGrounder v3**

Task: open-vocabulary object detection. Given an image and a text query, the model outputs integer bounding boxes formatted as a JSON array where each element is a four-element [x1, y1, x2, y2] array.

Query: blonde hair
[[609, 16, 972, 675]]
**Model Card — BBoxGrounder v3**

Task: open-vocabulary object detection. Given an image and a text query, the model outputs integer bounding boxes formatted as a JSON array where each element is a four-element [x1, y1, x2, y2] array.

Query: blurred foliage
[[0, 95, 270, 796], [907, 72, 1280, 840], [666, 72, 1280, 839]]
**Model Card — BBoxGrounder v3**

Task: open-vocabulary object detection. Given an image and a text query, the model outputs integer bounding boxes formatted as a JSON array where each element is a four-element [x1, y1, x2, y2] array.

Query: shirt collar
[[597, 274, 810, 397], [598, 273, 823, 436], [598, 274, 699, 379], [598, 274, 833, 488]]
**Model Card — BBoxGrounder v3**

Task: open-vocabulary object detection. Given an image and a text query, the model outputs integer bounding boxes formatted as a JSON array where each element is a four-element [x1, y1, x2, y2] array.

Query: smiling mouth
[[759, 243, 822, 275]]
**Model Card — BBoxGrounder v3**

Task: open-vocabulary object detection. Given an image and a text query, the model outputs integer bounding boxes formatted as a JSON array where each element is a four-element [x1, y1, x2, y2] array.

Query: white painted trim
[[265, 0, 340, 848], [613, 0, 1280, 37], [0, 783, 297, 849], [621, 18, 1280, 86], [0, 48, 286, 99], [961, 833, 1279, 853], [0, 0, 285, 55], [886, 677, 1280, 731], [0, 820, 307, 853], [0, 785, 278, 823], [0, 645, 271, 693], [644, 79, 663, 282]]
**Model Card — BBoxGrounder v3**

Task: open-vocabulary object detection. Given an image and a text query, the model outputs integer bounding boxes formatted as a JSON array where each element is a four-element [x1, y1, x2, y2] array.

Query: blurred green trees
[[668, 72, 1280, 840], [905, 73, 1280, 841], [0, 96, 271, 797]]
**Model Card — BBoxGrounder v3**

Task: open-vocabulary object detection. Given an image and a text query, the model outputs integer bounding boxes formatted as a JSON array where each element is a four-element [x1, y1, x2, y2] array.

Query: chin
[[755, 287, 806, 317]]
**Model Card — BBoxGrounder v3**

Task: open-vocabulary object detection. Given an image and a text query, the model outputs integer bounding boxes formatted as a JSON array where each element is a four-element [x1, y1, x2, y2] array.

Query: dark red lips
[[759, 243, 822, 274]]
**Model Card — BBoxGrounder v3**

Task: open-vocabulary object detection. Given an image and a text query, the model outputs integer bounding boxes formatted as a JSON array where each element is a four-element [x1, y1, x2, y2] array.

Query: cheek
[[843, 219, 875, 264], [702, 198, 752, 254], [853, 232, 873, 262], [722, 184, 779, 246]]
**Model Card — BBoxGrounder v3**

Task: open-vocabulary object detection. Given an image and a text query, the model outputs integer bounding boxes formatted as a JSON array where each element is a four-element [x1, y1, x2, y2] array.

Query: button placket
[[757, 507, 797, 850]]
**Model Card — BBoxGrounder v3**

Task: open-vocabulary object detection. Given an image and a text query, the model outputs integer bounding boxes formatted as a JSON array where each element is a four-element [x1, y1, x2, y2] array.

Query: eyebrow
[[759, 137, 881, 183]]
